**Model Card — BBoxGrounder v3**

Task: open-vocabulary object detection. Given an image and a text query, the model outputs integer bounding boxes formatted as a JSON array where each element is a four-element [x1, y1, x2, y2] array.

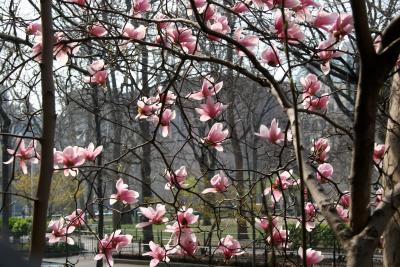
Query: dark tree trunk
[[0, 101, 11, 243], [92, 87, 104, 267], [140, 47, 153, 250], [29, 0, 56, 265]]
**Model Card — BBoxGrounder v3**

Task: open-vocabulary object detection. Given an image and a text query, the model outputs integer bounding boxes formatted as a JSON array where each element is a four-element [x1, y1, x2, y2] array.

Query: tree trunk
[[29, 0, 56, 264], [382, 71, 400, 267], [346, 239, 375, 267], [140, 47, 153, 249], [0, 102, 11, 243], [92, 86, 104, 267]]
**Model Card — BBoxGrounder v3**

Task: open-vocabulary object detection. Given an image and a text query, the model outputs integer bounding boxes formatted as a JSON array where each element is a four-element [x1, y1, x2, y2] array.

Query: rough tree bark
[[29, 0, 56, 264], [382, 71, 400, 267], [0, 100, 11, 243]]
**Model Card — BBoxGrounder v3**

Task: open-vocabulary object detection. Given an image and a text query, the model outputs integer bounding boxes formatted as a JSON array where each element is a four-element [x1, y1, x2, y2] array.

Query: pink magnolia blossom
[[33, 32, 79, 65], [136, 204, 168, 228], [192, 0, 206, 9], [234, 28, 259, 56], [317, 39, 342, 74], [158, 109, 176, 137], [252, 0, 269, 7], [264, 170, 294, 202], [88, 22, 108, 37], [311, 138, 330, 162], [136, 97, 160, 119], [202, 4, 216, 22], [166, 27, 197, 54], [231, 2, 249, 13], [66, 209, 85, 227], [298, 247, 324, 266], [130, 0, 151, 17], [296, 202, 317, 232], [274, 10, 304, 43], [207, 15, 231, 41], [122, 24, 147, 40], [267, 228, 289, 248], [46, 217, 75, 245], [329, 13, 354, 40], [143, 241, 176, 267], [80, 142, 103, 161], [177, 207, 199, 227], [154, 87, 177, 105], [373, 143, 385, 165], [255, 119, 285, 144], [261, 45, 281, 67], [202, 171, 230, 194], [301, 73, 321, 97], [339, 192, 350, 208], [202, 123, 229, 151], [110, 178, 139, 205], [84, 60, 108, 85], [53, 32, 80, 65], [4, 138, 39, 174], [65, 0, 87, 6], [187, 76, 223, 100], [218, 235, 244, 260], [255, 217, 278, 233], [26, 22, 41, 35], [195, 97, 225, 121], [336, 205, 349, 223], [303, 94, 330, 111], [313, 10, 339, 30], [94, 230, 133, 266], [176, 230, 198, 256], [165, 166, 188, 190], [316, 163, 333, 183], [54, 146, 86, 177]]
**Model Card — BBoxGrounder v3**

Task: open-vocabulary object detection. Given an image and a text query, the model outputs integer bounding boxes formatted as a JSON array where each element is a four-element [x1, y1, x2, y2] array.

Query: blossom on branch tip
[[201, 171, 230, 194], [80, 142, 103, 161], [255, 119, 285, 144], [66, 209, 85, 227], [195, 97, 226, 122], [54, 146, 85, 177], [316, 163, 333, 183], [143, 241, 176, 267], [218, 235, 243, 260], [84, 60, 108, 85], [94, 230, 133, 266], [4, 138, 39, 174], [187, 76, 223, 100], [202, 123, 229, 151], [88, 22, 108, 37], [110, 178, 139, 205], [261, 45, 281, 67], [298, 247, 324, 266], [130, 0, 151, 17], [264, 170, 294, 202], [136, 204, 168, 228], [165, 166, 188, 190], [122, 24, 147, 40], [46, 217, 75, 245]]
